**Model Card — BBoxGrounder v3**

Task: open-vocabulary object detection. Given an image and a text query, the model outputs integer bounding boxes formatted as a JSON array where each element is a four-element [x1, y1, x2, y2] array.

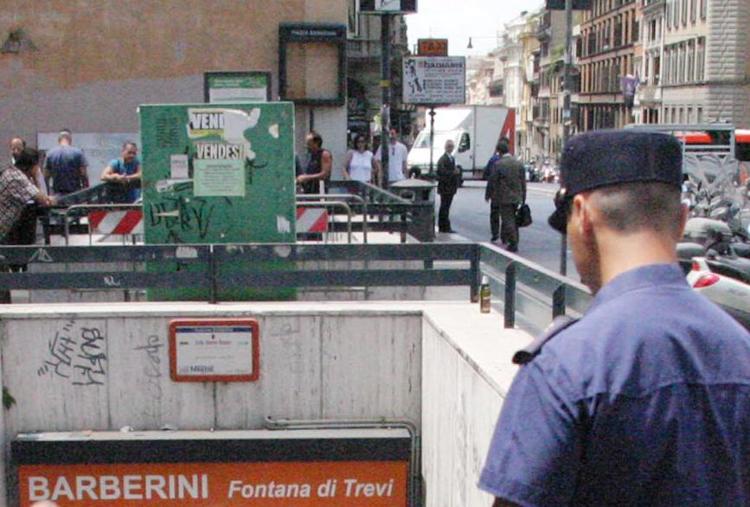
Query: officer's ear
[[569, 193, 594, 236]]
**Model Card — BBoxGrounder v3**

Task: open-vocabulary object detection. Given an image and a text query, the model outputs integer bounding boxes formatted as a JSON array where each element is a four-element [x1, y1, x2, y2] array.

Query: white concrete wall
[[0, 304, 421, 437], [420, 307, 533, 507]]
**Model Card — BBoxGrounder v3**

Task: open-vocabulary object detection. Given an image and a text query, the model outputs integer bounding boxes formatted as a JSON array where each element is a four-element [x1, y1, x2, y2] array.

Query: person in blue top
[[101, 141, 142, 203], [44, 129, 89, 195], [480, 130, 750, 506]]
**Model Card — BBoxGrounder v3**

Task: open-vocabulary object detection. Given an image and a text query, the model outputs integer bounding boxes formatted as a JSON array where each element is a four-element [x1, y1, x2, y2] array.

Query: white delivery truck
[[407, 105, 516, 184]]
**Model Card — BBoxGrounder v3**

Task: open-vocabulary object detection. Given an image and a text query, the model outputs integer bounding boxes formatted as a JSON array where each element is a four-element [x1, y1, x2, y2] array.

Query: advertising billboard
[[402, 56, 466, 105]]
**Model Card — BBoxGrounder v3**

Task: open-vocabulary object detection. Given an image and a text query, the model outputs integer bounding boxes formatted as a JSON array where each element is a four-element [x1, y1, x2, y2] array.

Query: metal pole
[[559, 0, 573, 277], [428, 107, 436, 176], [380, 14, 391, 188]]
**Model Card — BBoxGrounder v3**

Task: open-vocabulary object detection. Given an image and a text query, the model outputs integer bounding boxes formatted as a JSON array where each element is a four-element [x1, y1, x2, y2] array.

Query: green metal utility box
[[139, 102, 296, 300]]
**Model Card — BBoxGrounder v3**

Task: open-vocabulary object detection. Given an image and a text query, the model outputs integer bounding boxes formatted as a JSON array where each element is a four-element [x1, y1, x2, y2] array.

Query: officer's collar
[[588, 263, 687, 311]]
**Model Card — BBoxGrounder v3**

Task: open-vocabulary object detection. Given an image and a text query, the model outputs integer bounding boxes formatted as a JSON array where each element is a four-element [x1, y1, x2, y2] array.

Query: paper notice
[[170, 154, 189, 179], [193, 159, 246, 197]]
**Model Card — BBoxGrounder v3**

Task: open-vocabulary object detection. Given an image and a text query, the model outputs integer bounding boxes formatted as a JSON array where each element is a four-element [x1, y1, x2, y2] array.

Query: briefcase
[[515, 203, 532, 227]]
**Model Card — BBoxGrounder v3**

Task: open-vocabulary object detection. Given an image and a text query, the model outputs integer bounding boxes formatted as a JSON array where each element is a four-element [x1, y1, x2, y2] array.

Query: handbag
[[515, 203, 532, 227]]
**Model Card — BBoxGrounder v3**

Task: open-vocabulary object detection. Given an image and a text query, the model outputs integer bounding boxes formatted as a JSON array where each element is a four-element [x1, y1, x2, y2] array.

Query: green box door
[[139, 102, 296, 300]]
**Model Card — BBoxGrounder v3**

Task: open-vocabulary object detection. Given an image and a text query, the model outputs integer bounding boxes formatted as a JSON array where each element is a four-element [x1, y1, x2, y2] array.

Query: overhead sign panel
[[417, 38, 448, 56], [402, 56, 466, 105], [360, 0, 417, 13]]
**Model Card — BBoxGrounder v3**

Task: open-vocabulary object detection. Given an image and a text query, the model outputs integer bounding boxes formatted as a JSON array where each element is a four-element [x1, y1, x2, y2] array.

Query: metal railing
[[295, 201, 354, 244], [480, 243, 592, 334], [328, 181, 435, 242], [0, 241, 594, 334], [60, 203, 143, 246], [296, 194, 366, 243]]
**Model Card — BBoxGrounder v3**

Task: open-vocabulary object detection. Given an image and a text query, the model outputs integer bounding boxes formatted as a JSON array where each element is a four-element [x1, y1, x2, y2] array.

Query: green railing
[[0, 241, 593, 334]]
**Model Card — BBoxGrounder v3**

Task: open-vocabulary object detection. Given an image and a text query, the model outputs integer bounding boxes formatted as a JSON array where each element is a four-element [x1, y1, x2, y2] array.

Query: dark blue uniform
[[480, 264, 750, 505]]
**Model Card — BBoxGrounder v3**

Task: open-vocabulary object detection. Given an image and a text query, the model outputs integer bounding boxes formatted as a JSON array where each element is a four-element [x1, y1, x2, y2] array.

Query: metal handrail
[[297, 194, 367, 242], [60, 204, 143, 246], [479, 243, 592, 332], [295, 201, 353, 244]]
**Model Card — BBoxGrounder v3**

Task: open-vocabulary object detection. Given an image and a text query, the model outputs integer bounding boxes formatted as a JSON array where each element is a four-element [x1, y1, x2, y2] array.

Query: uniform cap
[[548, 130, 683, 233]]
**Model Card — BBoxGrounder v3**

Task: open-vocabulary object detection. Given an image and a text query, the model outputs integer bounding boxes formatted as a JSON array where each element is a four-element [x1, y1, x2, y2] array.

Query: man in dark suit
[[436, 139, 460, 233], [485, 139, 526, 251]]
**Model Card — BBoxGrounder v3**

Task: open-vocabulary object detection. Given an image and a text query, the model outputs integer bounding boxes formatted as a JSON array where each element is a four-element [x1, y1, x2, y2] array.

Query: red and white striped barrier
[[88, 210, 144, 235], [296, 207, 328, 234]]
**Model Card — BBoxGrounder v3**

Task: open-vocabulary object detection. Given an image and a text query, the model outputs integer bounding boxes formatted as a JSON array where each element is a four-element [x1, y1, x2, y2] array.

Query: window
[[697, 107, 703, 123], [654, 54, 661, 84], [673, 0, 679, 27], [666, 0, 672, 29], [690, 0, 697, 22], [687, 39, 695, 82], [700, 0, 707, 19], [682, 0, 688, 25], [632, 17, 639, 42], [696, 37, 705, 81]]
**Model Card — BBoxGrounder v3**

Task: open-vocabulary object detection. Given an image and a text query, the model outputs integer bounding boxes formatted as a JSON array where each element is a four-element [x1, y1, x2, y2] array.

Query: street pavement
[[436, 181, 580, 280]]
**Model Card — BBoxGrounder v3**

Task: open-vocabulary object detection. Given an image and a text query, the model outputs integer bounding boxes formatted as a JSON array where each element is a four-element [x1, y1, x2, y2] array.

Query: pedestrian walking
[[436, 139, 459, 233], [480, 130, 750, 506], [485, 139, 525, 251], [342, 134, 376, 184]]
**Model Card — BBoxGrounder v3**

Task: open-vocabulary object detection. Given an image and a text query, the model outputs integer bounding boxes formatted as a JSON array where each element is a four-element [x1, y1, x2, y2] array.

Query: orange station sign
[[13, 429, 412, 506], [19, 461, 408, 506]]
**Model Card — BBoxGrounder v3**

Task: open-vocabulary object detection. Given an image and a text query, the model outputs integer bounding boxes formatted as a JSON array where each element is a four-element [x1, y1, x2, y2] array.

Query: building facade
[[576, 0, 640, 130], [636, 0, 750, 128], [0, 1, 349, 172]]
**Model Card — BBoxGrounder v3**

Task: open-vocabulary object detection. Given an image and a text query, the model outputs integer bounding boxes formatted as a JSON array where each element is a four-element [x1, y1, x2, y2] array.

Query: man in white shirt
[[374, 128, 408, 187]]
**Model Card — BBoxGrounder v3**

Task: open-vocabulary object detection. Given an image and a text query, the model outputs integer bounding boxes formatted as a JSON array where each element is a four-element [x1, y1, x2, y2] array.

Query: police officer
[[479, 130, 750, 506]]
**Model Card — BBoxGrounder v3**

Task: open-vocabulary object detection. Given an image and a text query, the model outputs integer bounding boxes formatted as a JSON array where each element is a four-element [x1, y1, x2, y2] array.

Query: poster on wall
[[204, 71, 272, 103], [402, 56, 466, 105]]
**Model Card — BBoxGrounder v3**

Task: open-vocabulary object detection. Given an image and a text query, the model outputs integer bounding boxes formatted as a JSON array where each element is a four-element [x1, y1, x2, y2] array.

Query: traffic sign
[[417, 38, 448, 56]]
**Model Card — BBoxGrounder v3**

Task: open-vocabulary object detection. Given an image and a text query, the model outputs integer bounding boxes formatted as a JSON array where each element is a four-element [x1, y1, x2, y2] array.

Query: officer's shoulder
[[512, 315, 579, 365]]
